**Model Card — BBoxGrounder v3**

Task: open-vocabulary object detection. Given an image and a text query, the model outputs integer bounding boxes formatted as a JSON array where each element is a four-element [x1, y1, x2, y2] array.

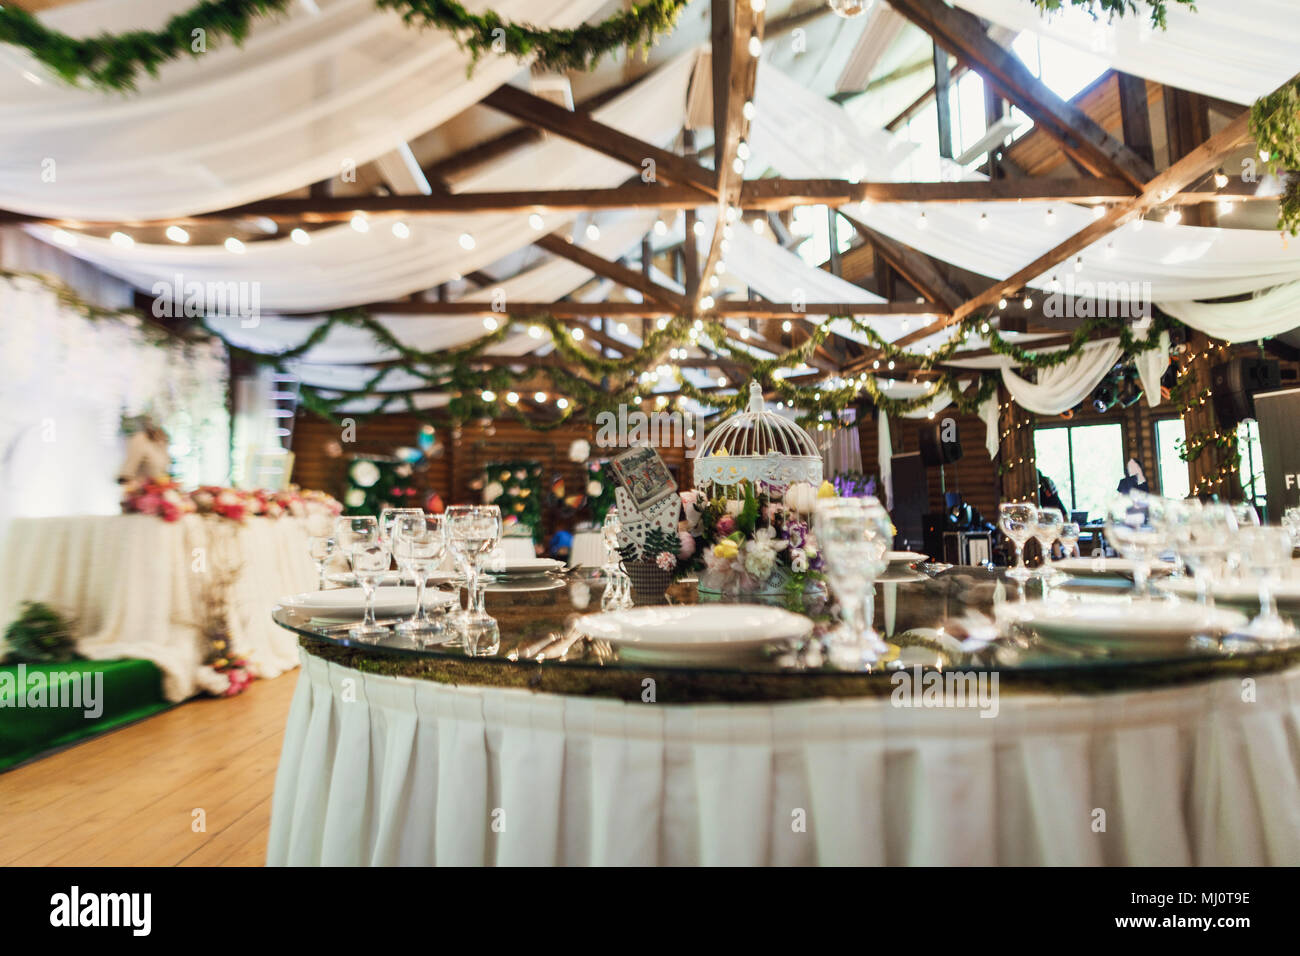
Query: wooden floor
[[0, 669, 299, 866]]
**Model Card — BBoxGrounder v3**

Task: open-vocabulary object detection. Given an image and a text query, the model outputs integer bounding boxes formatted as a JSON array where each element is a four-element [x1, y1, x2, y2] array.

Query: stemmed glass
[[813, 497, 894, 665], [335, 515, 389, 641], [391, 512, 449, 644], [998, 502, 1037, 581], [1103, 491, 1167, 598], [307, 535, 336, 590], [379, 507, 423, 579], [1059, 521, 1081, 559], [600, 508, 632, 611], [446, 504, 503, 655], [1237, 526, 1297, 639], [1031, 507, 1064, 580]]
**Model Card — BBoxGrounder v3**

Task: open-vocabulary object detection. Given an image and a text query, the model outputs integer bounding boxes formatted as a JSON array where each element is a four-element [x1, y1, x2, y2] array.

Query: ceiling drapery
[[0, 0, 611, 219]]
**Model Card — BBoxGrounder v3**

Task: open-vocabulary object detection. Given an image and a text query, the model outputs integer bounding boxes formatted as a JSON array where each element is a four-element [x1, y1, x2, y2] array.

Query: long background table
[[0, 514, 316, 701]]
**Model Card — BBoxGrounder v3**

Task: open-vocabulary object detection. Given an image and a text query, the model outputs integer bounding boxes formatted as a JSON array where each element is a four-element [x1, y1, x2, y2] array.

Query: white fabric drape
[[951, 0, 1300, 105], [0, 277, 229, 521], [268, 651, 1300, 865], [1001, 339, 1122, 416], [979, 394, 1000, 461], [0, 515, 315, 701], [1160, 282, 1300, 343], [877, 413, 893, 510], [0, 0, 611, 220], [27, 51, 699, 311], [1136, 330, 1171, 408]]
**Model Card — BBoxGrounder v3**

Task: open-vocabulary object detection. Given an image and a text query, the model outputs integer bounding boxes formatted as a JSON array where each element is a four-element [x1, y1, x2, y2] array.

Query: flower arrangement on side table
[[122, 480, 342, 524]]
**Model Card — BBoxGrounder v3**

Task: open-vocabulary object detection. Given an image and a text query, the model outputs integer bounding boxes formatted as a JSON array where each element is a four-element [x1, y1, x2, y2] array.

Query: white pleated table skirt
[[267, 650, 1300, 866]]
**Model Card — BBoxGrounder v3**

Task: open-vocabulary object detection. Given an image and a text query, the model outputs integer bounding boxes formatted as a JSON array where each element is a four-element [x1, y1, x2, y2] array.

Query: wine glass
[[998, 502, 1037, 581], [1031, 507, 1064, 580], [1103, 492, 1167, 597], [1237, 526, 1297, 639], [1177, 503, 1237, 615], [391, 512, 449, 644], [446, 504, 502, 655], [600, 508, 631, 610], [813, 497, 894, 665], [307, 535, 336, 590], [379, 508, 423, 574], [336, 516, 389, 641], [1059, 521, 1081, 558], [1233, 501, 1262, 529]]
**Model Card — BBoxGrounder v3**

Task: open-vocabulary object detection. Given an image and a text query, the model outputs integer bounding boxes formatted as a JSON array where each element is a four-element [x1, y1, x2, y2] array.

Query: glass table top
[[272, 565, 1300, 700]]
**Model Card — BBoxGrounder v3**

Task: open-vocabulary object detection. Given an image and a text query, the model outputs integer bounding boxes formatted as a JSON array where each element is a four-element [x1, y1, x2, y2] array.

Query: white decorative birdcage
[[693, 382, 823, 493]]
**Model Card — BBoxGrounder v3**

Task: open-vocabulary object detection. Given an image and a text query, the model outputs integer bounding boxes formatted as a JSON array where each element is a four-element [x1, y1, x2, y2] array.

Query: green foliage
[[1251, 75, 1300, 236], [0, 0, 686, 93], [618, 527, 680, 563], [1026, 0, 1196, 29], [3, 602, 79, 664], [484, 460, 543, 540], [344, 456, 421, 516]]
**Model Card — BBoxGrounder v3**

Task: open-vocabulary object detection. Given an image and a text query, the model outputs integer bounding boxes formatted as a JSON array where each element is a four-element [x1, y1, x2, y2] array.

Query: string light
[[748, 33, 762, 57], [458, 232, 476, 250], [224, 236, 245, 254], [530, 214, 545, 231], [481, 390, 496, 402], [571, 327, 584, 341], [506, 391, 519, 404], [585, 223, 601, 241], [653, 218, 668, 236], [391, 221, 410, 239], [290, 228, 311, 245], [165, 225, 189, 243], [110, 231, 133, 248], [482, 317, 499, 331], [350, 214, 369, 233]]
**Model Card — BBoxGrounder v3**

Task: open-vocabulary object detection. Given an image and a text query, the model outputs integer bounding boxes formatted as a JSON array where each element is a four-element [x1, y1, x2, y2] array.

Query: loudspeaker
[[1210, 357, 1281, 428], [918, 420, 963, 466]]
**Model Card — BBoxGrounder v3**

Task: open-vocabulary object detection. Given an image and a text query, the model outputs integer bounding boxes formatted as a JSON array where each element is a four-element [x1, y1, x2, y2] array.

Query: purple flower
[[716, 515, 736, 536]]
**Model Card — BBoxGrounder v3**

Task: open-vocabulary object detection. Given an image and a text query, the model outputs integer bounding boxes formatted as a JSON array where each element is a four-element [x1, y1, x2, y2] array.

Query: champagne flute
[[391, 512, 449, 644], [1032, 507, 1064, 580], [446, 504, 502, 655], [998, 502, 1037, 581], [336, 516, 388, 641], [813, 497, 893, 665]]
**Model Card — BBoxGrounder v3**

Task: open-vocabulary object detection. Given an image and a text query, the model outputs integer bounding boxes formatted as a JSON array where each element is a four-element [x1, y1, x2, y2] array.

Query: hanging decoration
[[482, 460, 544, 539], [1250, 73, 1300, 236], [0, 0, 689, 93], [1026, 1, 1196, 29]]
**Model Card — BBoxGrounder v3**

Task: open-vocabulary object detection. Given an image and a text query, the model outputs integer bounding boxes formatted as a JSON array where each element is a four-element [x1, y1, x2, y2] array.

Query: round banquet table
[[0, 514, 316, 701], [266, 568, 1300, 866]]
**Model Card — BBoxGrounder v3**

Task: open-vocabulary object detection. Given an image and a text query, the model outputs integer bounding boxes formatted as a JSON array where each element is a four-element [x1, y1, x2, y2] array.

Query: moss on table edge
[[299, 636, 1300, 703]]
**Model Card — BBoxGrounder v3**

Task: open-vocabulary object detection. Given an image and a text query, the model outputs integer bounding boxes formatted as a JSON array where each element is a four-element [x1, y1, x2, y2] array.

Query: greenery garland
[[0, 0, 687, 93], [1027, 0, 1196, 29], [376, 0, 688, 74], [1250, 74, 1300, 236]]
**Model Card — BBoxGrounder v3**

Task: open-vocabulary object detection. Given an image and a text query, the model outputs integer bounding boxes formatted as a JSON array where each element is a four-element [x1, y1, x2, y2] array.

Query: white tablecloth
[[268, 651, 1300, 865], [0, 514, 315, 701]]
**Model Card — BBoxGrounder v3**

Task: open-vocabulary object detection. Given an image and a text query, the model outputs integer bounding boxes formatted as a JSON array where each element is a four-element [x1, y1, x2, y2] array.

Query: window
[[1155, 418, 1190, 500], [1033, 423, 1125, 519], [1238, 419, 1267, 512]]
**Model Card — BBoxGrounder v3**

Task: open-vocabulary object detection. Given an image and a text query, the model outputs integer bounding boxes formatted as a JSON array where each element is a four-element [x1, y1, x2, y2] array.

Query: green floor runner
[[0, 659, 170, 772]]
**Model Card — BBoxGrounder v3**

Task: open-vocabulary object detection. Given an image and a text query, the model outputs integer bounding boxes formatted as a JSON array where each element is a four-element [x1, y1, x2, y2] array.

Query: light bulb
[[391, 221, 410, 239], [585, 223, 601, 241], [534, 392, 547, 404], [653, 218, 669, 236], [782, 320, 792, 332], [1214, 168, 1229, 189], [997, 297, 1008, 310], [350, 214, 369, 233], [572, 327, 584, 341], [1023, 295, 1033, 309], [110, 231, 134, 248], [1073, 256, 1083, 273], [481, 390, 496, 402], [977, 212, 988, 231], [165, 225, 189, 244], [1164, 208, 1182, 226], [506, 391, 519, 404], [224, 236, 246, 254], [529, 214, 545, 231], [459, 232, 476, 250], [528, 325, 543, 339], [556, 397, 569, 410], [482, 317, 499, 331], [748, 34, 762, 57], [290, 228, 310, 245], [742, 100, 756, 121]]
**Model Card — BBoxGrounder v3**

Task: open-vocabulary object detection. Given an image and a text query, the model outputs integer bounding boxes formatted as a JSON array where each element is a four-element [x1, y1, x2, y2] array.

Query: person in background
[[118, 418, 171, 483], [1037, 469, 1068, 516], [1116, 458, 1150, 495], [546, 527, 573, 563]]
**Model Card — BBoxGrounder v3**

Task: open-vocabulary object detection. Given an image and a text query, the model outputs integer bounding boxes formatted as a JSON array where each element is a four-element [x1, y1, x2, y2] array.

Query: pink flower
[[716, 515, 736, 537], [677, 530, 696, 560], [655, 551, 677, 571]]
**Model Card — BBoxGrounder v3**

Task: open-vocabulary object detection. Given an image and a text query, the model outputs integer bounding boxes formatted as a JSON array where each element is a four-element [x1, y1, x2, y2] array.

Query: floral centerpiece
[[123, 481, 341, 526], [121, 478, 195, 522], [680, 479, 834, 601]]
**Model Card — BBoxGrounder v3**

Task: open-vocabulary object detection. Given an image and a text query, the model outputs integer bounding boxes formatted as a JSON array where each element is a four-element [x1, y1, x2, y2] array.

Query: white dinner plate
[[576, 604, 813, 663], [278, 586, 455, 617], [887, 550, 929, 565], [1003, 599, 1246, 651], [1158, 576, 1300, 611], [484, 557, 565, 576], [1053, 556, 1176, 579]]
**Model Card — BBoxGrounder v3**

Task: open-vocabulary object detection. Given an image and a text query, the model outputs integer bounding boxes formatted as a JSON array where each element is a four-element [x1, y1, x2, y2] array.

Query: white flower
[[569, 439, 591, 463], [784, 481, 817, 513], [484, 481, 504, 503], [791, 549, 809, 573], [744, 543, 778, 580], [587, 480, 603, 497], [344, 488, 366, 508], [350, 460, 381, 488]]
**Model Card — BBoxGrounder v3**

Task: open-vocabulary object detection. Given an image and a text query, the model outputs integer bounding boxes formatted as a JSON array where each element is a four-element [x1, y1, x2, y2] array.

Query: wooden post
[[997, 387, 1037, 503], [933, 43, 953, 160], [1179, 330, 1243, 500]]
